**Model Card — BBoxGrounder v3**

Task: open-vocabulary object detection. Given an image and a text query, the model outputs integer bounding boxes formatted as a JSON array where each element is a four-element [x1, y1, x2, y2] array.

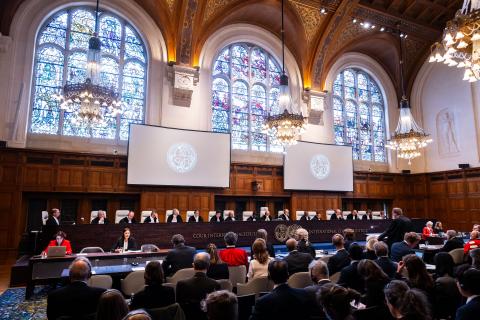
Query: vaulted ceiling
[[0, 0, 463, 94]]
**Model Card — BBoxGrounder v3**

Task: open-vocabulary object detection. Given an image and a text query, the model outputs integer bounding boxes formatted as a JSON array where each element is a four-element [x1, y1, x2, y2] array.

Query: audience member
[[433, 252, 462, 319], [219, 232, 248, 267], [318, 283, 360, 320], [441, 229, 464, 252], [295, 228, 316, 258], [91, 210, 109, 224], [330, 209, 343, 220], [390, 232, 420, 262], [224, 211, 235, 222], [176, 252, 220, 320], [206, 243, 229, 280], [362, 209, 373, 220], [374, 241, 397, 278], [47, 257, 105, 320], [304, 260, 330, 319], [422, 221, 435, 240], [42, 230, 72, 255], [396, 254, 434, 300], [363, 235, 378, 260], [188, 210, 204, 223], [112, 227, 138, 253], [96, 289, 129, 320], [278, 209, 290, 221], [130, 261, 175, 310], [46, 208, 61, 226], [346, 210, 360, 220], [456, 267, 480, 320], [122, 310, 152, 320], [338, 243, 364, 293], [167, 208, 183, 223], [202, 290, 238, 320], [119, 211, 136, 224], [142, 211, 158, 223], [357, 259, 389, 307], [210, 211, 224, 223], [250, 259, 309, 320], [378, 207, 413, 248], [255, 229, 275, 257], [162, 234, 196, 277], [283, 238, 313, 275], [248, 238, 273, 281], [327, 234, 350, 275], [434, 221, 444, 235], [384, 280, 432, 320], [470, 248, 480, 269], [343, 228, 355, 251], [464, 230, 480, 254]]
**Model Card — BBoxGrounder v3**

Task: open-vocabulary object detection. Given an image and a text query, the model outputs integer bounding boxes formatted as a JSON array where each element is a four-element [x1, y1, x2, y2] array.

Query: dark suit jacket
[[278, 214, 289, 221], [390, 241, 414, 262], [47, 281, 105, 320], [111, 237, 138, 252], [441, 237, 464, 253], [90, 217, 109, 224], [176, 272, 220, 320], [456, 296, 480, 320], [130, 284, 175, 311], [362, 278, 388, 307], [434, 275, 462, 320], [338, 261, 364, 293], [311, 216, 322, 221], [297, 240, 316, 259], [162, 244, 196, 277], [260, 215, 273, 221], [206, 262, 229, 280], [375, 256, 397, 279], [166, 214, 183, 223], [362, 214, 373, 220], [210, 216, 224, 223], [284, 250, 313, 275], [300, 215, 310, 221], [224, 216, 236, 222], [46, 216, 60, 226], [330, 214, 343, 220], [346, 214, 360, 220], [304, 279, 331, 319], [250, 283, 310, 320], [119, 217, 137, 224], [188, 215, 204, 223], [378, 215, 413, 248], [327, 249, 350, 275], [143, 216, 158, 223]]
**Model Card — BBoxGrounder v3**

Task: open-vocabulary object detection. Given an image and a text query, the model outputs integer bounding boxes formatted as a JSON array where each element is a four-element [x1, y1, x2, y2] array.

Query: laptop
[[414, 250, 424, 260], [47, 246, 67, 257]]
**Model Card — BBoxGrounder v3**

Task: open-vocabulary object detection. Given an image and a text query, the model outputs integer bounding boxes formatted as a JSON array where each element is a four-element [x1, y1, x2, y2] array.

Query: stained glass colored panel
[[100, 15, 122, 56], [212, 109, 229, 133], [251, 85, 266, 115], [71, 9, 95, 34], [358, 73, 368, 90], [39, 13, 68, 48], [212, 78, 230, 112], [251, 48, 266, 82], [62, 110, 91, 137], [35, 47, 64, 88], [231, 130, 248, 150], [91, 116, 117, 139], [269, 88, 280, 115], [30, 86, 61, 135], [125, 42, 145, 63], [67, 51, 87, 83], [100, 57, 119, 90]]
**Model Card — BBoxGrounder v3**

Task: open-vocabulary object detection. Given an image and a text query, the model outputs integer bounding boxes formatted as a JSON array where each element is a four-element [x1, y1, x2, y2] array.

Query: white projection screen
[[128, 125, 230, 187], [284, 142, 353, 191]]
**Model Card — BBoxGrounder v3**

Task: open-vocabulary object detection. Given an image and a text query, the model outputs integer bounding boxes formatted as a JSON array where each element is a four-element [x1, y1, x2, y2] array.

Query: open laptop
[[414, 250, 424, 260], [47, 246, 67, 258]]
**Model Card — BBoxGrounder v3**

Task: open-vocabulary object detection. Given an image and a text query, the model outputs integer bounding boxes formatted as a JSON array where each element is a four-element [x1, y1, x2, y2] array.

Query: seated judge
[[422, 220, 435, 240], [119, 210, 137, 224], [278, 208, 290, 221], [91, 210, 109, 224], [43, 231, 72, 255], [46, 208, 61, 226], [210, 210, 224, 223], [347, 209, 360, 220], [188, 210, 204, 223], [330, 208, 344, 220], [167, 208, 183, 223], [261, 210, 273, 221], [143, 210, 159, 223], [111, 227, 138, 252], [299, 211, 310, 221], [246, 212, 257, 221], [362, 209, 373, 220], [224, 211, 235, 222], [311, 211, 322, 221]]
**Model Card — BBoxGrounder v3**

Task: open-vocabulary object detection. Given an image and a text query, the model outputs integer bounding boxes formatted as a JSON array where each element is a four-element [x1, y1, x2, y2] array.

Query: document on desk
[[131, 266, 145, 272]]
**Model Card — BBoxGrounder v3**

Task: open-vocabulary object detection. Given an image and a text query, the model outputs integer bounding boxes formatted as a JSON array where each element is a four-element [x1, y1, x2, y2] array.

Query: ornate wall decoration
[[180, 0, 198, 64], [325, 19, 363, 63], [436, 108, 460, 157], [165, 0, 175, 13], [203, 0, 235, 23], [289, 0, 324, 43], [404, 37, 427, 73]]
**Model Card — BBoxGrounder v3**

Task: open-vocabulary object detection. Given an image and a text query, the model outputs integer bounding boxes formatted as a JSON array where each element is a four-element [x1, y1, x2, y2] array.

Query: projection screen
[[284, 141, 353, 191], [128, 125, 230, 187]]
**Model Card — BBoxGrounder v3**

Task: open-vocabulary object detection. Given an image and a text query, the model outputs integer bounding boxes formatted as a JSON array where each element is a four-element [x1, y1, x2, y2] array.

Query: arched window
[[211, 43, 283, 152], [332, 68, 386, 162], [30, 7, 147, 141]]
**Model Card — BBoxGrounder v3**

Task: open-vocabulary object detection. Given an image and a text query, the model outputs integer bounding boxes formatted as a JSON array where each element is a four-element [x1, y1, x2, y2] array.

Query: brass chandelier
[[429, 1, 480, 82]]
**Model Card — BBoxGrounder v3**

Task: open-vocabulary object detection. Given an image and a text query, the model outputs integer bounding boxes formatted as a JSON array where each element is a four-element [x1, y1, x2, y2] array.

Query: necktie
[[154, 217, 157, 223]]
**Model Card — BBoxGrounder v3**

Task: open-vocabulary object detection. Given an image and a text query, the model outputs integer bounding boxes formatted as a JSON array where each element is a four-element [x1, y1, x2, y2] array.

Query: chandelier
[[429, 1, 480, 82], [263, 0, 307, 146], [386, 28, 432, 165], [54, 0, 121, 126]]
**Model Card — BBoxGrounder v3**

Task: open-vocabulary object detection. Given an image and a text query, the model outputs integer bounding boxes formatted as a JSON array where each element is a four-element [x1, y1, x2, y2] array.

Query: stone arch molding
[[5, 0, 167, 153]]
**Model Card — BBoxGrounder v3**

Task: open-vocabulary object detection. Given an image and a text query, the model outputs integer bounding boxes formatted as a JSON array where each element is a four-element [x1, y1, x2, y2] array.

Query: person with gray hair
[[91, 210, 109, 224], [162, 233, 196, 277], [219, 231, 248, 267], [441, 229, 464, 252], [167, 208, 183, 223], [47, 257, 105, 320], [202, 290, 238, 320], [284, 238, 313, 275], [177, 252, 221, 320], [378, 207, 413, 249], [305, 260, 330, 295]]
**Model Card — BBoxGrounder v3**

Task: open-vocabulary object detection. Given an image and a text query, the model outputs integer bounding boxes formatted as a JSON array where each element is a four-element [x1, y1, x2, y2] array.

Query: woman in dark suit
[[206, 243, 229, 280], [112, 227, 138, 252]]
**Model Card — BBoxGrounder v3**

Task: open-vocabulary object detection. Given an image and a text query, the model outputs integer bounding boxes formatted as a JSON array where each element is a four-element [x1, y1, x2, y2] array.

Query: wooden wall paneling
[[22, 165, 54, 190], [87, 169, 116, 192], [55, 167, 85, 192]]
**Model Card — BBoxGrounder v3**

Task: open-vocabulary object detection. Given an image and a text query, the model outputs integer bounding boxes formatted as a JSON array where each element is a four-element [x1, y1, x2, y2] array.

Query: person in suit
[[346, 210, 360, 220], [384, 280, 432, 320], [176, 252, 221, 320], [311, 211, 322, 221], [111, 227, 138, 252], [318, 283, 361, 320], [224, 211, 235, 222], [167, 208, 183, 223], [261, 210, 273, 221], [299, 211, 310, 221], [246, 212, 257, 221], [283, 238, 313, 275], [304, 259, 331, 319], [46, 208, 61, 226], [206, 243, 229, 280], [143, 210, 159, 223], [96, 289, 129, 320], [343, 228, 355, 251], [338, 243, 364, 293], [119, 210, 137, 224], [390, 231, 420, 262], [91, 210, 109, 224], [42, 230, 73, 255], [130, 260, 175, 310], [255, 229, 275, 257], [329, 208, 343, 220], [203, 290, 238, 320], [47, 257, 105, 320], [357, 259, 389, 307], [219, 232, 248, 267], [433, 252, 462, 320], [188, 210, 204, 223], [277, 209, 290, 221], [362, 209, 373, 220], [250, 259, 310, 320], [210, 211, 224, 223], [162, 234, 196, 277], [295, 228, 316, 259], [327, 234, 350, 275], [378, 207, 413, 249], [373, 241, 397, 278], [441, 229, 464, 253], [456, 267, 480, 320]]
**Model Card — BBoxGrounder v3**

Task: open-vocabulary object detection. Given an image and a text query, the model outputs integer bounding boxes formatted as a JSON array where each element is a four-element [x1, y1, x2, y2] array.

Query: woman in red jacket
[[422, 221, 435, 240], [43, 230, 73, 255]]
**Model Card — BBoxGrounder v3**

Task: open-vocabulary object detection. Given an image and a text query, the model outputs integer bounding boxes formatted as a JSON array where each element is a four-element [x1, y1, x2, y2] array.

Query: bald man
[[283, 238, 313, 275], [47, 257, 105, 320]]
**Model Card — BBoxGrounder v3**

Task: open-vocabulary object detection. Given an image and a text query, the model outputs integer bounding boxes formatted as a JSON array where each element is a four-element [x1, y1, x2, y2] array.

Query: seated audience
[[130, 260, 175, 310], [278, 209, 290, 221], [43, 230, 72, 255], [304, 260, 330, 319], [299, 211, 310, 221], [374, 241, 397, 278], [176, 252, 220, 320], [210, 211, 224, 223], [111, 227, 137, 253], [318, 283, 361, 320], [250, 259, 310, 320], [327, 234, 350, 275], [390, 232, 420, 262], [434, 221, 444, 235], [255, 229, 275, 257], [188, 210, 204, 223], [330, 208, 343, 220], [295, 228, 316, 258], [338, 243, 364, 293], [122, 310, 152, 320], [464, 230, 480, 254], [384, 280, 432, 320], [261, 210, 272, 221], [91, 210, 109, 224], [167, 208, 183, 223], [162, 234, 196, 277], [357, 259, 389, 307], [363, 235, 378, 260], [456, 267, 480, 320], [441, 229, 464, 252], [206, 243, 229, 280], [119, 211, 136, 224], [470, 248, 480, 269], [47, 257, 105, 320], [433, 252, 462, 319], [422, 221, 435, 240], [346, 210, 360, 220], [96, 289, 129, 320], [343, 228, 355, 251], [219, 232, 248, 267], [362, 209, 373, 220], [378, 207, 413, 248], [202, 290, 238, 320], [224, 211, 235, 222], [142, 211, 158, 223], [396, 254, 434, 300], [247, 238, 273, 281], [311, 211, 322, 221], [283, 238, 313, 275]]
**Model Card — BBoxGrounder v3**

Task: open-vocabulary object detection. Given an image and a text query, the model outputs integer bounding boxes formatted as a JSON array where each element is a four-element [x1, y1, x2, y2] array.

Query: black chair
[[148, 303, 185, 320], [237, 294, 256, 320]]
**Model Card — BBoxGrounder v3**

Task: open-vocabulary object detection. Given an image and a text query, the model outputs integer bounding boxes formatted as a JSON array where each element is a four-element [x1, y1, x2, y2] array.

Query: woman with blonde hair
[[363, 236, 378, 260], [295, 228, 316, 258], [247, 238, 273, 281]]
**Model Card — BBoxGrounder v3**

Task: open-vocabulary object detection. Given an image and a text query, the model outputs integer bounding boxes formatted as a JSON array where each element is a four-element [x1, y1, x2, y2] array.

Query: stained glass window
[[30, 7, 147, 141], [333, 68, 386, 162], [211, 43, 283, 152]]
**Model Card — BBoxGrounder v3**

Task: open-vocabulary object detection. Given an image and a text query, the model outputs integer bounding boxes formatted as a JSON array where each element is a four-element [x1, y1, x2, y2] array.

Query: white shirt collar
[[467, 295, 480, 304], [54, 216, 59, 224]]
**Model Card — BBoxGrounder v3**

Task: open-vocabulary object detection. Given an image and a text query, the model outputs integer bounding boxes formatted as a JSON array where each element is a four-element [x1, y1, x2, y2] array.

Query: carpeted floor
[[0, 287, 47, 319]]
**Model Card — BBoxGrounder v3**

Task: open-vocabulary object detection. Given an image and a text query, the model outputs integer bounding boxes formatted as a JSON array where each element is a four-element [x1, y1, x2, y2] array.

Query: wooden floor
[[0, 251, 17, 294]]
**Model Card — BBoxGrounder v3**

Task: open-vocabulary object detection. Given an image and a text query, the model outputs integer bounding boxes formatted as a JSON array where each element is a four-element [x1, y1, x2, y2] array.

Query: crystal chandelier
[[54, 0, 121, 126], [386, 29, 432, 165], [429, 1, 480, 82], [263, 0, 307, 146]]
